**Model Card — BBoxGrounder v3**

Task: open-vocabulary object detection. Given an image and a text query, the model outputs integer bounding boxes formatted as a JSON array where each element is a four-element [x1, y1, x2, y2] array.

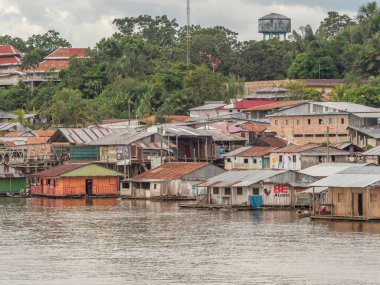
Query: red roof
[[237, 147, 278, 157], [234, 100, 276, 110], [46, 48, 87, 59], [27, 137, 50, 145], [0, 56, 21, 66], [33, 130, 54, 137], [0, 45, 22, 55], [30, 59, 69, 72], [245, 101, 305, 111], [131, 162, 210, 180]]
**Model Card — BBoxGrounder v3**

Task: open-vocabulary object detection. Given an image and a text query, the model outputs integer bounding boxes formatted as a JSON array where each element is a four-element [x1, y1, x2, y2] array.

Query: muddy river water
[[0, 198, 380, 284]]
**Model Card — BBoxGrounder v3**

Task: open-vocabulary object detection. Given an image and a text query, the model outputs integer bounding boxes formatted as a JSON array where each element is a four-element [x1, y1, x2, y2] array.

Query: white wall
[[270, 153, 301, 170], [225, 156, 263, 170]]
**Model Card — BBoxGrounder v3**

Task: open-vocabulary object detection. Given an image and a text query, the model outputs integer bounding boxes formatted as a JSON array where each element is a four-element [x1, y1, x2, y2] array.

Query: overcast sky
[[0, 0, 369, 47]]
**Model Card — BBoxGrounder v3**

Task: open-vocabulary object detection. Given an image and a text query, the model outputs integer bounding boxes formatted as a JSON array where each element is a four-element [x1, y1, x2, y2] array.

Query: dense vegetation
[[0, 2, 380, 125]]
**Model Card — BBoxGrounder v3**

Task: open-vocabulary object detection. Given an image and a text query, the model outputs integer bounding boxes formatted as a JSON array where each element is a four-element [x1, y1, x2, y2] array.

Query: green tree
[[317, 11, 355, 40]]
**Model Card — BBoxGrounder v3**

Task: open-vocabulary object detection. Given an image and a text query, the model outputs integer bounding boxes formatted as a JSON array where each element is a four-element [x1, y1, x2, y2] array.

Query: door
[[358, 193, 363, 216], [86, 179, 93, 196]]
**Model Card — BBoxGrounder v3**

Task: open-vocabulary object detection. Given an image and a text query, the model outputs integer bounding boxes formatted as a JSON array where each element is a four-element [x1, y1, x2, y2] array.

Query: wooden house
[[310, 166, 380, 221], [223, 146, 277, 170], [122, 162, 224, 199], [0, 164, 26, 195], [270, 144, 319, 170], [31, 163, 123, 197]]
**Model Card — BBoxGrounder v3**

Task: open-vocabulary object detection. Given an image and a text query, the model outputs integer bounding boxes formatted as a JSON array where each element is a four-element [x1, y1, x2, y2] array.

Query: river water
[[0, 198, 380, 284]]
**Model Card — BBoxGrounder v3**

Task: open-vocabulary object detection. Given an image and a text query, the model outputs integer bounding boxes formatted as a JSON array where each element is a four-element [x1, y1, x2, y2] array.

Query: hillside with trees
[[0, 2, 379, 125]]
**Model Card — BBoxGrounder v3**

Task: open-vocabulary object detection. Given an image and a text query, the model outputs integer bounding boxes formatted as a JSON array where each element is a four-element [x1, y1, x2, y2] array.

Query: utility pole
[[326, 126, 330, 162], [186, 0, 191, 65]]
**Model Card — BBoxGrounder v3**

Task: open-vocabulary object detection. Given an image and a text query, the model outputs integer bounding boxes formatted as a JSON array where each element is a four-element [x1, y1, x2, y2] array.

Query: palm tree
[[357, 2, 380, 39]]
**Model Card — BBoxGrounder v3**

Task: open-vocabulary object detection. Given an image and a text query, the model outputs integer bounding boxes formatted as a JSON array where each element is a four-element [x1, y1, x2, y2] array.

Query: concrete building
[[0, 45, 24, 86], [223, 146, 277, 170], [269, 102, 380, 145]]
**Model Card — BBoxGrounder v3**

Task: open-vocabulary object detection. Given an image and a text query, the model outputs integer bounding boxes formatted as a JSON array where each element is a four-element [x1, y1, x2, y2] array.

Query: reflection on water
[[0, 198, 380, 284]]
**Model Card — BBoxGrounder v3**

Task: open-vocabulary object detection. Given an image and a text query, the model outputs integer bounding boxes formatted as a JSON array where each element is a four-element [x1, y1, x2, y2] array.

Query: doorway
[[358, 193, 363, 216], [86, 179, 93, 196], [352, 192, 364, 216]]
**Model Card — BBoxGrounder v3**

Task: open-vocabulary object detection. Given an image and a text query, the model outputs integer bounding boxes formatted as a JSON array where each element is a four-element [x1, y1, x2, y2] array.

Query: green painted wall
[[0, 178, 27, 193], [61, 164, 122, 177]]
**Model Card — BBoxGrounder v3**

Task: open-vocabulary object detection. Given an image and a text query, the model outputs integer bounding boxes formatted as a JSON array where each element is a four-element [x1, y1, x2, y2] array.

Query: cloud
[[0, 0, 366, 47]]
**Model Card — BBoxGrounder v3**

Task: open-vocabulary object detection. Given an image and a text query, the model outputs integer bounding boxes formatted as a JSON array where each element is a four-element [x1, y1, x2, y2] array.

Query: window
[[244, 158, 249, 164], [318, 119, 323, 124], [275, 120, 278, 126], [253, 159, 257, 164], [341, 118, 345, 124], [237, 187, 243, 195], [153, 184, 157, 190], [318, 156, 323, 163], [226, 158, 231, 162], [213, 188, 219, 195], [308, 118, 311, 125], [338, 193, 344, 202], [329, 118, 332, 124], [286, 119, 289, 125], [371, 194, 377, 203], [331, 156, 336, 162], [279, 155, 283, 162], [297, 119, 300, 125], [122, 182, 130, 189], [252, 188, 260, 195], [224, 188, 231, 195], [292, 155, 297, 163]]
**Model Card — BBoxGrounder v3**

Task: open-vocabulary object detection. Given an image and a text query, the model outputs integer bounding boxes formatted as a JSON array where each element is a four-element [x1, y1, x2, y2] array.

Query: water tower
[[258, 13, 291, 40]]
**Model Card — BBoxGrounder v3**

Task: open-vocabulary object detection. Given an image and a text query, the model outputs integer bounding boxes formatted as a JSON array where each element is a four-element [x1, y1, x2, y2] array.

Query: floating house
[[0, 164, 26, 195], [310, 166, 380, 221], [31, 163, 123, 197], [198, 170, 317, 207], [122, 162, 224, 199]]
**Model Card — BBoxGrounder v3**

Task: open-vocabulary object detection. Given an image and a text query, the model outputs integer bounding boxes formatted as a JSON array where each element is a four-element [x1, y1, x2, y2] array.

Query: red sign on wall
[[274, 185, 288, 194]]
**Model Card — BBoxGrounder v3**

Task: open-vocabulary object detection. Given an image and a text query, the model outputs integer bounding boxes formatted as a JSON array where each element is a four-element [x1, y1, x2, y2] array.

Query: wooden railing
[[31, 185, 117, 196]]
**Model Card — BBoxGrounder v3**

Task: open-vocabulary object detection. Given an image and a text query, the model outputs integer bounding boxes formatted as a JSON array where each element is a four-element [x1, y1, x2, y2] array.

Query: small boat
[[296, 209, 311, 218]]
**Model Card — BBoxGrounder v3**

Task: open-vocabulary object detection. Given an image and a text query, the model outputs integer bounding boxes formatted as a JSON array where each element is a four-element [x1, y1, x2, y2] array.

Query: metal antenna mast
[[186, 0, 191, 65]]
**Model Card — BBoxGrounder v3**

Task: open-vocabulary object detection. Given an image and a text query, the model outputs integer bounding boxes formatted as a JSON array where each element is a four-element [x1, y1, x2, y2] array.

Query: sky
[[0, 0, 370, 48]]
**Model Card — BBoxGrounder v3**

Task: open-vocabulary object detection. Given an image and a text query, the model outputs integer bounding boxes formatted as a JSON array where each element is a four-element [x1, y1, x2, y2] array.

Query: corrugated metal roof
[[349, 126, 380, 139], [338, 165, 380, 174], [244, 101, 304, 111], [303, 187, 328, 194], [239, 123, 267, 133], [299, 163, 369, 177], [223, 146, 251, 157], [301, 146, 350, 156], [162, 125, 211, 137], [189, 103, 226, 111], [202, 130, 247, 142], [312, 102, 380, 113], [130, 162, 210, 181], [310, 174, 380, 188], [198, 170, 284, 187], [32, 163, 122, 177], [252, 136, 288, 148], [51, 127, 116, 144], [86, 131, 152, 146], [364, 145, 380, 156], [272, 144, 319, 153]]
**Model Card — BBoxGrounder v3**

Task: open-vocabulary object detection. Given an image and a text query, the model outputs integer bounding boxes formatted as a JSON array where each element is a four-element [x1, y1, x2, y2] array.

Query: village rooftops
[[310, 173, 380, 188], [252, 136, 288, 148], [141, 115, 190, 125], [151, 125, 212, 138], [202, 130, 247, 142], [233, 100, 277, 110], [301, 146, 350, 156], [268, 101, 380, 117], [49, 127, 122, 145], [271, 143, 319, 153], [32, 163, 122, 178], [363, 145, 380, 156], [189, 102, 226, 111], [299, 163, 370, 178], [244, 101, 305, 111], [224, 146, 277, 157], [198, 170, 285, 187], [349, 126, 380, 139], [0, 45, 23, 56], [129, 162, 211, 181]]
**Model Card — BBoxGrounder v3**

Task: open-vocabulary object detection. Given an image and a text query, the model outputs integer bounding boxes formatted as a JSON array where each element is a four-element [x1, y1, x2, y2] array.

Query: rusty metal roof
[[129, 162, 210, 181], [252, 136, 288, 148], [240, 123, 267, 133], [236, 146, 278, 157], [32, 163, 88, 177], [272, 144, 319, 153], [244, 101, 304, 111]]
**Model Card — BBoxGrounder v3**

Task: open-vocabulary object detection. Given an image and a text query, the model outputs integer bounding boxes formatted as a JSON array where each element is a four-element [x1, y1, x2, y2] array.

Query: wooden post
[[197, 138, 200, 162], [312, 186, 315, 215], [367, 187, 370, 219], [160, 127, 163, 165], [205, 137, 208, 162], [331, 188, 334, 216], [176, 135, 179, 161], [167, 135, 171, 162], [350, 187, 353, 217]]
